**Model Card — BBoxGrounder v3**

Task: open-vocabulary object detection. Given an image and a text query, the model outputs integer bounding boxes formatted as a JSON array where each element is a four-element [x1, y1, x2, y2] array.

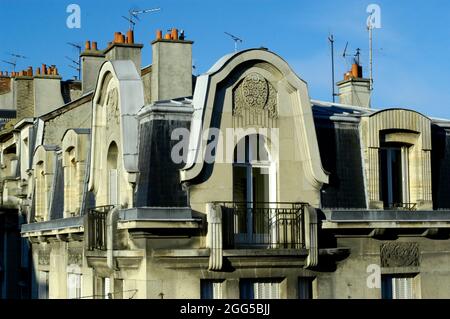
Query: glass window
[[38, 271, 49, 299], [200, 280, 224, 299], [67, 273, 82, 299], [382, 274, 415, 299], [240, 279, 281, 299], [298, 277, 314, 299], [380, 145, 410, 208]]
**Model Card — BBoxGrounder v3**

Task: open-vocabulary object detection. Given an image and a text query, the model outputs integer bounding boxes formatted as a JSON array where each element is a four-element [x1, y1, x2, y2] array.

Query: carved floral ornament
[[233, 72, 278, 118], [38, 249, 50, 266], [105, 87, 120, 125], [380, 242, 420, 268]]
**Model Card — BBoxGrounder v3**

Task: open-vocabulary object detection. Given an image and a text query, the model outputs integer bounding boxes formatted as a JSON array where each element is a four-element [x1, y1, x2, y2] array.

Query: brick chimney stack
[[80, 40, 106, 94], [337, 62, 371, 108], [104, 30, 143, 73], [151, 28, 193, 102]]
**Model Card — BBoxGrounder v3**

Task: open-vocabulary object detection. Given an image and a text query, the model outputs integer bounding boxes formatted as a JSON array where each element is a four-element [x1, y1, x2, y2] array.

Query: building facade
[[1, 28, 450, 299]]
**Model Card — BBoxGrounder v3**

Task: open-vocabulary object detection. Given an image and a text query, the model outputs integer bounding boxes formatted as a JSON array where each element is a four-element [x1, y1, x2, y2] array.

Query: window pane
[[240, 279, 280, 299], [298, 277, 314, 299], [201, 280, 223, 299]]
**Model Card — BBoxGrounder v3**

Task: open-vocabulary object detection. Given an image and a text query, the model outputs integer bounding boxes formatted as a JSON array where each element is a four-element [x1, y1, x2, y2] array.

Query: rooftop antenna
[[65, 56, 80, 80], [328, 34, 336, 103], [1, 60, 17, 72], [2, 52, 27, 72], [123, 7, 161, 31], [354, 48, 361, 65], [67, 42, 82, 80], [224, 32, 243, 52], [367, 12, 375, 92]]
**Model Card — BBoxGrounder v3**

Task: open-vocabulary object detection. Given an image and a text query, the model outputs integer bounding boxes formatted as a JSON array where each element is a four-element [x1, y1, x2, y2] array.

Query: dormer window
[[62, 129, 90, 218], [380, 144, 410, 209], [361, 110, 432, 210]]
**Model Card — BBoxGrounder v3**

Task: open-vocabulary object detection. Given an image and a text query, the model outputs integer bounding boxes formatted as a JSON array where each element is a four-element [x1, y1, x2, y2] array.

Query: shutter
[[298, 277, 313, 299], [38, 271, 49, 299], [108, 169, 118, 206], [104, 277, 111, 299], [253, 281, 280, 299], [67, 274, 82, 299], [392, 277, 413, 299], [201, 280, 223, 299], [213, 282, 223, 299]]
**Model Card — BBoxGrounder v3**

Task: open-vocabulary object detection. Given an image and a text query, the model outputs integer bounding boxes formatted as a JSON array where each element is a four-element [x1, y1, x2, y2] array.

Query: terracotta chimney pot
[[156, 29, 162, 40], [171, 28, 179, 40], [127, 29, 134, 44]]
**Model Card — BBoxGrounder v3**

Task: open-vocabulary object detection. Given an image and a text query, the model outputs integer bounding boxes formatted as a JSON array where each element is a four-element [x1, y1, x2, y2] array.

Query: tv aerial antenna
[[2, 53, 27, 72], [224, 32, 243, 52], [67, 42, 82, 80], [342, 43, 361, 65], [328, 34, 337, 103], [122, 8, 161, 31], [65, 56, 80, 80]]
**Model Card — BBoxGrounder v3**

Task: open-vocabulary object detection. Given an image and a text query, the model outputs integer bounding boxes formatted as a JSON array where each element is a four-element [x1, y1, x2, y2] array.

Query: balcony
[[385, 202, 417, 211], [216, 202, 308, 249], [86, 205, 114, 251]]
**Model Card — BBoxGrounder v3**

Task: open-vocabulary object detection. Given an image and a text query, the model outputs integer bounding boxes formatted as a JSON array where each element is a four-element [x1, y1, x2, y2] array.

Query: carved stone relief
[[38, 249, 50, 266], [67, 247, 83, 266], [380, 242, 420, 268], [105, 87, 119, 125], [233, 73, 277, 118]]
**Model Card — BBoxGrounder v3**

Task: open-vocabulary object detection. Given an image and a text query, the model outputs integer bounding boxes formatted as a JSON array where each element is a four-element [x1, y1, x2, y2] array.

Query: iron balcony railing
[[216, 202, 308, 249], [386, 202, 417, 211], [86, 205, 114, 251]]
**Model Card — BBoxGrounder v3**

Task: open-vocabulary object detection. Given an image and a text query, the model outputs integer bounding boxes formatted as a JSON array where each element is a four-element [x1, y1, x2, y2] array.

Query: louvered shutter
[[104, 277, 111, 299], [253, 282, 280, 299], [38, 271, 49, 299], [108, 169, 118, 205], [392, 277, 413, 299]]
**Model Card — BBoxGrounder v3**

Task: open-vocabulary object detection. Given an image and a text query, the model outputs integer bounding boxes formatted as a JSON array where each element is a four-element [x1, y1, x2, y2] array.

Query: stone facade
[[1, 28, 450, 300]]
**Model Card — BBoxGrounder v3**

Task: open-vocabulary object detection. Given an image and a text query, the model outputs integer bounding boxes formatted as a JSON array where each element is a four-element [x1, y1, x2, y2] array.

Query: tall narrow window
[[38, 271, 49, 299], [67, 273, 82, 299], [382, 274, 416, 299], [35, 162, 46, 221], [380, 144, 410, 208], [298, 277, 314, 299], [240, 279, 281, 299], [107, 142, 119, 206], [200, 280, 224, 299], [232, 135, 275, 245]]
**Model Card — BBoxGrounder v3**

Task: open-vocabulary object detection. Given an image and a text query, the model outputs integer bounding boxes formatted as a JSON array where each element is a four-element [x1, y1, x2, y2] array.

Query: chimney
[[151, 28, 193, 102], [80, 40, 106, 93], [336, 62, 371, 108], [29, 63, 64, 117], [0, 72, 12, 109], [104, 30, 143, 73]]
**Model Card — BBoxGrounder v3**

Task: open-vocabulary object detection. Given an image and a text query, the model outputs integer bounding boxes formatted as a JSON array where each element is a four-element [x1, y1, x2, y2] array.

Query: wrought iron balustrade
[[86, 205, 114, 251], [216, 202, 308, 249], [386, 202, 417, 211]]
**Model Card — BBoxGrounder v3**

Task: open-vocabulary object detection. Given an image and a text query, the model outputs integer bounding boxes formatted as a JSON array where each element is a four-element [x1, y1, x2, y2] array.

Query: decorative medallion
[[38, 249, 50, 266], [105, 87, 120, 125], [380, 242, 420, 268], [67, 247, 83, 266], [233, 73, 278, 118]]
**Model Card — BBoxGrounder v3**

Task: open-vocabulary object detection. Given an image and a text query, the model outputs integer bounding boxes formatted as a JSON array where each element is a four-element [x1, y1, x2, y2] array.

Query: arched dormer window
[[62, 129, 90, 217], [107, 142, 119, 206], [33, 145, 58, 222]]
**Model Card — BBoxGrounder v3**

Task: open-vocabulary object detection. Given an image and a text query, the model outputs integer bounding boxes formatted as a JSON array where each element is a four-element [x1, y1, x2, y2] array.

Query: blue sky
[[1, 0, 449, 118]]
